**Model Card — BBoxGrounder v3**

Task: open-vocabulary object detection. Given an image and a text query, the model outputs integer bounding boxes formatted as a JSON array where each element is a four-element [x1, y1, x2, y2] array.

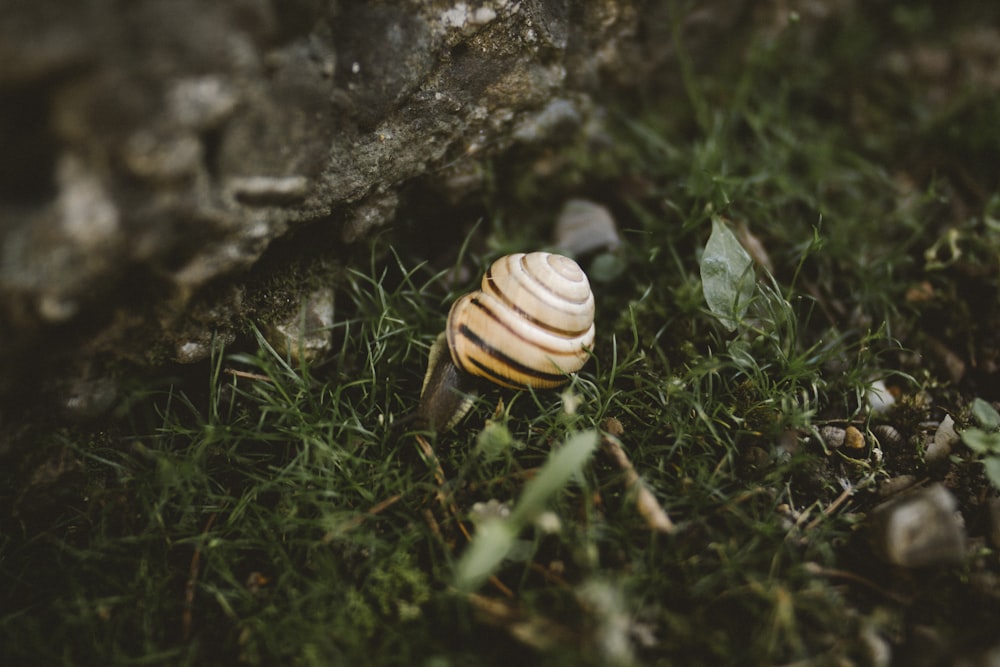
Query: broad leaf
[[962, 428, 1000, 455], [454, 429, 599, 591], [453, 519, 515, 592], [984, 457, 1000, 491], [701, 216, 755, 331], [971, 398, 1000, 431], [510, 429, 599, 525]]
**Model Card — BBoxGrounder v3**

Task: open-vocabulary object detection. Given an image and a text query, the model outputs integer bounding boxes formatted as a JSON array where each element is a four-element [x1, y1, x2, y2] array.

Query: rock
[[925, 415, 959, 463], [845, 425, 866, 450], [0, 1, 764, 429], [819, 425, 846, 449], [0, 0, 672, 400], [878, 475, 919, 498], [265, 286, 335, 363], [866, 380, 896, 414], [869, 483, 966, 568], [859, 623, 892, 667], [552, 199, 621, 256]]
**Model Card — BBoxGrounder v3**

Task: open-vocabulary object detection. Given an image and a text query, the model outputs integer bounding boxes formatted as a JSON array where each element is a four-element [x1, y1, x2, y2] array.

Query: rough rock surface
[[0, 0, 750, 413]]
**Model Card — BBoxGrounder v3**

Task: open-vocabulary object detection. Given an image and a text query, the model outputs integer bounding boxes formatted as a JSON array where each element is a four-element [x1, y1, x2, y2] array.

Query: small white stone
[[926, 415, 958, 463], [866, 380, 896, 414], [266, 287, 335, 363], [176, 340, 210, 363], [819, 425, 846, 449], [871, 484, 966, 568], [472, 7, 497, 24], [553, 199, 621, 256], [441, 3, 468, 28]]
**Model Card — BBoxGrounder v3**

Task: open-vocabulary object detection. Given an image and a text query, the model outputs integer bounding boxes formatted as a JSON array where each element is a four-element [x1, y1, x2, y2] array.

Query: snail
[[416, 252, 595, 432]]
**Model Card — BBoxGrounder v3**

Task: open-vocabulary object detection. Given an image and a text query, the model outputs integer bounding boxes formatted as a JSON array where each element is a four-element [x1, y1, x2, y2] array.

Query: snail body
[[418, 252, 595, 432]]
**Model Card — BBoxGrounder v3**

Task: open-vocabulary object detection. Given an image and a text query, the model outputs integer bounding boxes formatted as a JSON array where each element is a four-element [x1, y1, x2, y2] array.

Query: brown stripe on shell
[[481, 271, 592, 338], [456, 323, 568, 387], [463, 293, 589, 356]]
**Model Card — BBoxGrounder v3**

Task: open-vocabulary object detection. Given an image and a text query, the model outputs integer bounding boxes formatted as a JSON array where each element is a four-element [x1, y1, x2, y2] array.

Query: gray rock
[[0, 1, 756, 412], [866, 380, 896, 414], [877, 475, 919, 498], [925, 414, 958, 463], [265, 286, 335, 363], [869, 483, 966, 568], [819, 425, 846, 449], [552, 199, 621, 256]]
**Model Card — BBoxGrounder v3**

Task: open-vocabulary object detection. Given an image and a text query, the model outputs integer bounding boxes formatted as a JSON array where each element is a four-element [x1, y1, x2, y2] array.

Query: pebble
[[925, 414, 958, 463], [266, 287, 335, 363], [844, 425, 866, 450], [552, 199, 621, 256], [866, 380, 896, 414], [860, 623, 892, 667], [820, 425, 846, 449], [869, 483, 966, 568], [877, 475, 919, 497]]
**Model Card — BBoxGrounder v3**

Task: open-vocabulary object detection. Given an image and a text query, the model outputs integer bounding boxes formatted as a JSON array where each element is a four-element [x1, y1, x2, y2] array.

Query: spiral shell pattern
[[446, 252, 595, 389]]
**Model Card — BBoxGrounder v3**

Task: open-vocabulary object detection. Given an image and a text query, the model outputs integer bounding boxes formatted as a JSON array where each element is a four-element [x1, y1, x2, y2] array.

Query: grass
[[3, 2, 1000, 665]]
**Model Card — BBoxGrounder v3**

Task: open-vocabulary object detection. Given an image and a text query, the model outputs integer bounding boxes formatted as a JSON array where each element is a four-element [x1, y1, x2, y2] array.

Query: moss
[[4, 1, 1000, 664]]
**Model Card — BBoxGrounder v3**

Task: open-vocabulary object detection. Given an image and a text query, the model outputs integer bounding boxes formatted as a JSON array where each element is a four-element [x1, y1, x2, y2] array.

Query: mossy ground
[[3, 3, 1000, 665]]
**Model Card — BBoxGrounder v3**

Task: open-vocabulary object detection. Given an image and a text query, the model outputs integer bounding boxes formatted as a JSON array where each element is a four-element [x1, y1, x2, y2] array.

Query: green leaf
[[510, 429, 599, 525], [452, 519, 515, 592], [971, 398, 1000, 431], [985, 457, 1000, 491], [701, 216, 755, 331], [453, 430, 599, 591], [962, 428, 1000, 455]]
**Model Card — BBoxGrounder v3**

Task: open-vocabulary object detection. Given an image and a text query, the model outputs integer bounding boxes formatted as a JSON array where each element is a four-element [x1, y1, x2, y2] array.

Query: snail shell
[[446, 252, 595, 390]]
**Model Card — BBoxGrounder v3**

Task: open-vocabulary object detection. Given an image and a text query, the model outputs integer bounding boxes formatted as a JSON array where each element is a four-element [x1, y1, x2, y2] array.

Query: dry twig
[[601, 434, 676, 534]]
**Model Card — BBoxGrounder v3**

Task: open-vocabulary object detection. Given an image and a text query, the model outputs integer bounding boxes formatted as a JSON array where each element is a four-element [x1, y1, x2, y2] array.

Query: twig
[[804, 485, 855, 531], [224, 368, 273, 382], [415, 433, 447, 502], [601, 434, 676, 534], [322, 493, 403, 541], [803, 562, 912, 604], [465, 592, 574, 651], [415, 432, 511, 596], [527, 561, 572, 589]]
